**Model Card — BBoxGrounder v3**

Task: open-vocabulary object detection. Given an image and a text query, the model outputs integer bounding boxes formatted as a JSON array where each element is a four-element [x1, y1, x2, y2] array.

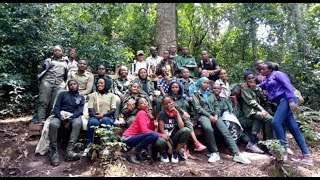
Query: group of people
[[34, 44, 313, 167]]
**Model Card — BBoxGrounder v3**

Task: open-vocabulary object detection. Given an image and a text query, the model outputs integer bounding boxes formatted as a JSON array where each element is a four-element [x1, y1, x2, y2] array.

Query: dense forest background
[[0, 3, 319, 118]]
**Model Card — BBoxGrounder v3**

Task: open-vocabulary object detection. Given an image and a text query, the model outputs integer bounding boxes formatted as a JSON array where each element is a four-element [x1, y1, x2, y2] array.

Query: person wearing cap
[[132, 50, 149, 76]]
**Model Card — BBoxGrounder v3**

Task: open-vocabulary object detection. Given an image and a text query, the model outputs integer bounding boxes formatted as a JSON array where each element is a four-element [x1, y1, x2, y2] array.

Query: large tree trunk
[[155, 3, 177, 55]]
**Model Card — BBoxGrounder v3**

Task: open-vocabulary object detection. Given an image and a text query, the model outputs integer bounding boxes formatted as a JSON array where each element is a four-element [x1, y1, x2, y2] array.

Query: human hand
[[182, 111, 190, 120], [261, 110, 268, 117], [289, 101, 298, 112], [95, 113, 103, 119], [162, 133, 169, 141], [186, 97, 192, 102], [209, 115, 218, 124]]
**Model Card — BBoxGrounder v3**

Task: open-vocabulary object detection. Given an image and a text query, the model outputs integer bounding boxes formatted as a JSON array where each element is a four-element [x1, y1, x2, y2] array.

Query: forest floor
[[1, 115, 320, 177]]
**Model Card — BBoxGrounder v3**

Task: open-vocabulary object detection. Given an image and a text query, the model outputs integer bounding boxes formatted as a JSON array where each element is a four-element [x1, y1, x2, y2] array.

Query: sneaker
[[207, 152, 221, 163], [171, 151, 179, 163], [286, 147, 294, 155], [246, 142, 264, 154], [291, 155, 314, 166], [82, 147, 92, 157], [160, 152, 170, 163], [233, 153, 251, 164], [194, 141, 207, 152]]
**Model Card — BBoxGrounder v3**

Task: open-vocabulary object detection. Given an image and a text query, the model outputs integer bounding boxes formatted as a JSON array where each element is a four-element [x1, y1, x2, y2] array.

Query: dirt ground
[[0, 116, 320, 177]]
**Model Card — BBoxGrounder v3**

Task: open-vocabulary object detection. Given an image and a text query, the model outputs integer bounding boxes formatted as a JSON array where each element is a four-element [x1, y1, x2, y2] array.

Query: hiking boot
[[171, 150, 179, 163], [65, 142, 81, 161], [160, 152, 170, 163], [291, 154, 314, 166], [246, 142, 264, 154], [233, 153, 251, 164], [194, 141, 207, 152], [207, 152, 220, 163], [50, 148, 60, 166]]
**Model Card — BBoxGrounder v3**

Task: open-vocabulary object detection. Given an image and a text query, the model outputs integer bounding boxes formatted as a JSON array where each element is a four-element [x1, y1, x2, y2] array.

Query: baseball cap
[[137, 50, 144, 56]]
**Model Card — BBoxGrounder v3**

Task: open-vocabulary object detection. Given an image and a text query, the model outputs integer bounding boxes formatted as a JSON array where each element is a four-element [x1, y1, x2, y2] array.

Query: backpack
[[199, 58, 213, 69]]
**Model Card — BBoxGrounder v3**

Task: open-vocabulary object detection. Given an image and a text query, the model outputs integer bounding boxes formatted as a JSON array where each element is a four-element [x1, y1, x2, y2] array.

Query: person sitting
[[85, 77, 117, 146], [177, 68, 196, 104], [214, 69, 231, 99], [197, 50, 220, 82], [167, 81, 207, 154], [121, 82, 152, 127], [49, 79, 85, 166], [153, 97, 191, 163], [241, 71, 273, 153], [200, 69, 214, 91], [113, 65, 132, 125], [67, 59, 94, 97], [192, 77, 251, 164], [212, 83, 243, 143], [121, 97, 165, 164]]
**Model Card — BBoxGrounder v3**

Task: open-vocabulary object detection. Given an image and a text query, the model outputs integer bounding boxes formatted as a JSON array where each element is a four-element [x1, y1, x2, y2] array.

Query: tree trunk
[[250, 17, 258, 61], [155, 3, 177, 55]]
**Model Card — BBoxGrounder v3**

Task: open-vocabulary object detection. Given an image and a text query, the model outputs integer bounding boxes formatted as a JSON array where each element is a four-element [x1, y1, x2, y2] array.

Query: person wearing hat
[[132, 50, 149, 76]]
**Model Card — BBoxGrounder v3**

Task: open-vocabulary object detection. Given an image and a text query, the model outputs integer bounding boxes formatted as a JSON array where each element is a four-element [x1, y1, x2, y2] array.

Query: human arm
[[191, 93, 212, 118]]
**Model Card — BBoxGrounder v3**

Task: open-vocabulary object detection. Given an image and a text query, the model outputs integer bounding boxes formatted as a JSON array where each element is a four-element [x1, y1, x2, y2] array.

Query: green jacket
[[192, 90, 219, 118], [170, 95, 190, 115], [176, 55, 197, 78], [240, 86, 267, 118], [215, 96, 234, 117], [133, 78, 155, 97]]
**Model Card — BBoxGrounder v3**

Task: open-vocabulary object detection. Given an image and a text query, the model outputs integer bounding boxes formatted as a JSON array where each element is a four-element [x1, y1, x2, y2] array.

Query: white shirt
[[146, 55, 163, 73], [132, 60, 148, 75], [214, 79, 231, 98]]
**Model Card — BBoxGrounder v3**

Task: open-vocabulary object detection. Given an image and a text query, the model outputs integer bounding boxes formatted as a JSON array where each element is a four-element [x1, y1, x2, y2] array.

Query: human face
[[170, 83, 180, 95], [131, 83, 140, 94], [201, 70, 209, 78], [212, 84, 221, 96], [162, 97, 175, 111], [137, 98, 148, 111], [181, 69, 190, 78], [200, 80, 209, 91], [69, 48, 76, 58], [201, 51, 208, 60], [219, 70, 228, 80], [98, 65, 106, 76], [163, 51, 170, 59], [68, 80, 78, 92], [138, 69, 147, 79], [169, 45, 176, 54], [161, 68, 169, 77], [245, 74, 256, 86], [97, 78, 105, 91], [119, 66, 128, 77], [77, 60, 87, 71], [182, 47, 189, 55], [259, 64, 271, 76], [137, 54, 144, 61], [53, 46, 63, 58], [150, 47, 157, 56]]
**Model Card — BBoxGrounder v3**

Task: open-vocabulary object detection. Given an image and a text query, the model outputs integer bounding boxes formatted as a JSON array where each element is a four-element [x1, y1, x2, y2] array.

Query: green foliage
[[296, 106, 320, 144], [259, 139, 286, 161]]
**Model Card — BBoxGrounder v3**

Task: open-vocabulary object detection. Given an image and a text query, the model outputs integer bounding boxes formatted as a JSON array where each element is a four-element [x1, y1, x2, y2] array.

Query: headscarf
[[96, 77, 112, 94], [195, 77, 209, 89]]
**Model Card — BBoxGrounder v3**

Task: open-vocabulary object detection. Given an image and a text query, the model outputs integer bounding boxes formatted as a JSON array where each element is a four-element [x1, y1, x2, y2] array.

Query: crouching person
[[49, 79, 85, 166], [121, 97, 164, 164], [153, 97, 191, 163]]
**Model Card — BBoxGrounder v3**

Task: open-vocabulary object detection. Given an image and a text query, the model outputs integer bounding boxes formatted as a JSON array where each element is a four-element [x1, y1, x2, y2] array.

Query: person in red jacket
[[121, 97, 169, 163]]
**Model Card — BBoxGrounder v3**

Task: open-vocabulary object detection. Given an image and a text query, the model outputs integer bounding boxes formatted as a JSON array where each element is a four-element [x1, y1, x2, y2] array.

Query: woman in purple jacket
[[259, 62, 312, 166]]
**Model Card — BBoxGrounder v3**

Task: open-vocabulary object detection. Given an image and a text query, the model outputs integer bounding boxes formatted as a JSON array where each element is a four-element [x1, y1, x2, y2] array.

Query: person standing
[[67, 59, 94, 97], [259, 62, 313, 166], [132, 50, 149, 76], [35, 45, 69, 124], [146, 46, 163, 77], [176, 46, 197, 78], [197, 50, 220, 82], [49, 79, 85, 166], [66, 48, 78, 71]]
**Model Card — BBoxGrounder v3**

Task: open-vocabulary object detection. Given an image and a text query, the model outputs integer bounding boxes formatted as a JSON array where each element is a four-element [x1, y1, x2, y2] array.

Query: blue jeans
[[86, 117, 114, 144], [271, 94, 309, 155], [123, 132, 158, 150]]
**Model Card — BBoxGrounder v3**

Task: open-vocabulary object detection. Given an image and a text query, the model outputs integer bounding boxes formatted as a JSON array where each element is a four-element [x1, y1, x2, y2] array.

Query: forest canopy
[[0, 3, 319, 118]]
